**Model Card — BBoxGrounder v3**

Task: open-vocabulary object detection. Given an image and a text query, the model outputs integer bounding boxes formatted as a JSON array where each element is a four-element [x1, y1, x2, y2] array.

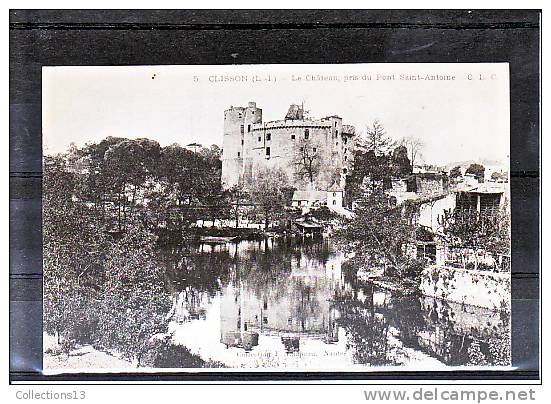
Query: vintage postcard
[[42, 63, 511, 373]]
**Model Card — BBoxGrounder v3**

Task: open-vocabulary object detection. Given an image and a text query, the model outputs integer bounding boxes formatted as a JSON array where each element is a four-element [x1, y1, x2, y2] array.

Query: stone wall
[[419, 265, 510, 311], [222, 102, 355, 191]]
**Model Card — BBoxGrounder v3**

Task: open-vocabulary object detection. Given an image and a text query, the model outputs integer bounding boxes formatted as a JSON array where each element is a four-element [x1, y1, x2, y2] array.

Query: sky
[[43, 63, 510, 166]]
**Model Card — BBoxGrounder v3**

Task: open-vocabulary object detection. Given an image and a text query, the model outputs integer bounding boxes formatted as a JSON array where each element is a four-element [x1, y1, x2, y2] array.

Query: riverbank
[[43, 334, 132, 371], [43, 333, 225, 372]]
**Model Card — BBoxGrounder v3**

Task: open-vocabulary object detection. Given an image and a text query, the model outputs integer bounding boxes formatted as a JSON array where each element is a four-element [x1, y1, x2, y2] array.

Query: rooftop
[[459, 183, 506, 194], [292, 190, 327, 201]]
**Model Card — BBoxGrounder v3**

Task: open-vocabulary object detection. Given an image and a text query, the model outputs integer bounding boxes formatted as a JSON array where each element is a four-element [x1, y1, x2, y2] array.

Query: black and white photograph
[[39, 63, 512, 373]]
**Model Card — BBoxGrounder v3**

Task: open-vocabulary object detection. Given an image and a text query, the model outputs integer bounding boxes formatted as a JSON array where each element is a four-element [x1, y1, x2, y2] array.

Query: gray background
[[9, 9, 540, 382]]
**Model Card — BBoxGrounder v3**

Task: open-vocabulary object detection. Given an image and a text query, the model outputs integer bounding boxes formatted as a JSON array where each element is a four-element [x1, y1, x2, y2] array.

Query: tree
[[95, 221, 171, 366], [293, 138, 322, 185], [465, 163, 485, 182], [103, 139, 161, 231], [364, 120, 394, 156], [449, 166, 462, 181], [249, 167, 292, 229], [334, 191, 417, 278], [157, 143, 223, 237], [438, 205, 510, 271], [400, 136, 424, 170], [345, 120, 395, 205], [43, 156, 109, 347]]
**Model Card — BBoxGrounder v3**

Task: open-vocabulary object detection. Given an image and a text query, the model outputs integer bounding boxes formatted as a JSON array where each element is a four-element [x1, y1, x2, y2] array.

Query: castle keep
[[221, 102, 356, 193]]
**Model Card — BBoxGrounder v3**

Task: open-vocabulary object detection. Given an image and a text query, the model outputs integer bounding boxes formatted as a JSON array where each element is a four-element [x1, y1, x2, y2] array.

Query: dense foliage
[[43, 138, 227, 366]]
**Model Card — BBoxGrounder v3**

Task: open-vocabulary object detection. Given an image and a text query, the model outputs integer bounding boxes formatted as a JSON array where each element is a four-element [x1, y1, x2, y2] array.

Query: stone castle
[[221, 102, 356, 193]]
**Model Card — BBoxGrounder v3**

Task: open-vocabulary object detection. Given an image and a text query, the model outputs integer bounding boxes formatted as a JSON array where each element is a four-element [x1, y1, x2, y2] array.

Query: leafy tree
[[465, 163, 485, 182], [94, 221, 171, 366], [449, 166, 462, 180], [438, 205, 510, 271], [308, 206, 339, 222], [345, 120, 395, 205], [334, 191, 417, 277], [157, 144, 223, 236], [43, 156, 108, 347], [102, 139, 161, 231], [249, 167, 292, 229]]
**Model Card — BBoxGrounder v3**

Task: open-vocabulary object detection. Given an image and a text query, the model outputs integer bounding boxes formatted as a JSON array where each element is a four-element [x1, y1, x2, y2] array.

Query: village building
[[386, 172, 449, 206], [291, 182, 345, 210], [455, 182, 508, 216], [221, 102, 355, 196]]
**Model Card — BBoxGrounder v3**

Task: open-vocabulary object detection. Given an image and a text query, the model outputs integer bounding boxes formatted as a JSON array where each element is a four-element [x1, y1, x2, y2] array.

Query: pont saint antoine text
[[205, 73, 457, 84]]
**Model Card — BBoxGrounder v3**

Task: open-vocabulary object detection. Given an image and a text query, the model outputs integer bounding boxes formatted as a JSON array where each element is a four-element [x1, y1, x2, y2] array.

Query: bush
[[141, 337, 226, 368]]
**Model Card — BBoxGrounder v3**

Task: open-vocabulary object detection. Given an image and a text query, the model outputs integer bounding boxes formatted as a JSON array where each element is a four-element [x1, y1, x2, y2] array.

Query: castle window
[[248, 124, 251, 132], [336, 142, 339, 146], [313, 147, 317, 152], [237, 152, 241, 157], [266, 133, 271, 141], [343, 168, 348, 174], [304, 129, 309, 139], [343, 137, 348, 144], [258, 136, 262, 142], [263, 317, 268, 324], [335, 122, 337, 127], [336, 130, 339, 136], [333, 192, 336, 197], [241, 139, 244, 145], [300, 147, 304, 152], [240, 125, 244, 134], [344, 155, 347, 161], [291, 134, 295, 140], [266, 147, 271, 156], [333, 199, 337, 205]]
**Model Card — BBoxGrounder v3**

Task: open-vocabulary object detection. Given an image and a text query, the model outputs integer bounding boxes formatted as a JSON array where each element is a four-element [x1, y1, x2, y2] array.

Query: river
[[159, 238, 510, 370]]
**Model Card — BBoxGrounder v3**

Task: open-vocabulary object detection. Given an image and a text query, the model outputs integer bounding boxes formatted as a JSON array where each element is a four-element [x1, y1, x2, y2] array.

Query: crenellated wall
[[222, 102, 355, 191]]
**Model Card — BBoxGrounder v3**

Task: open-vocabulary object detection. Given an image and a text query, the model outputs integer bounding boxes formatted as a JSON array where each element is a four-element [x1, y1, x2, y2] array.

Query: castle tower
[[221, 102, 262, 189]]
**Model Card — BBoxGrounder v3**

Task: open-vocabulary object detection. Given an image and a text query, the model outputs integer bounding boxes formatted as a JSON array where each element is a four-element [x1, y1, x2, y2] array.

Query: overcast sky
[[43, 63, 510, 166]]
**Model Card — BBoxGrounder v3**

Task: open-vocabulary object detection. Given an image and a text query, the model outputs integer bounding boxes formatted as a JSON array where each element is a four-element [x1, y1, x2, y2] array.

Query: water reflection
[[163, 238, 510, 369]]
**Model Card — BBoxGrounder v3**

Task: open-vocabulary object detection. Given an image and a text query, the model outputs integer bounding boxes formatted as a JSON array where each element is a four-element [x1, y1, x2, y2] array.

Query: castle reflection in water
[[219, 239, 349, 352], [165, 238, 510, 368]]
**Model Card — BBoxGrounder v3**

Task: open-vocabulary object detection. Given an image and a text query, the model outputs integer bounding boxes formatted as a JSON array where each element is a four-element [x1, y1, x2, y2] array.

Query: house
[[291, 190, 328, 209], [327, 182, 344, 207], [291, 182, 345, 210], [456, 183, 507, 216]]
